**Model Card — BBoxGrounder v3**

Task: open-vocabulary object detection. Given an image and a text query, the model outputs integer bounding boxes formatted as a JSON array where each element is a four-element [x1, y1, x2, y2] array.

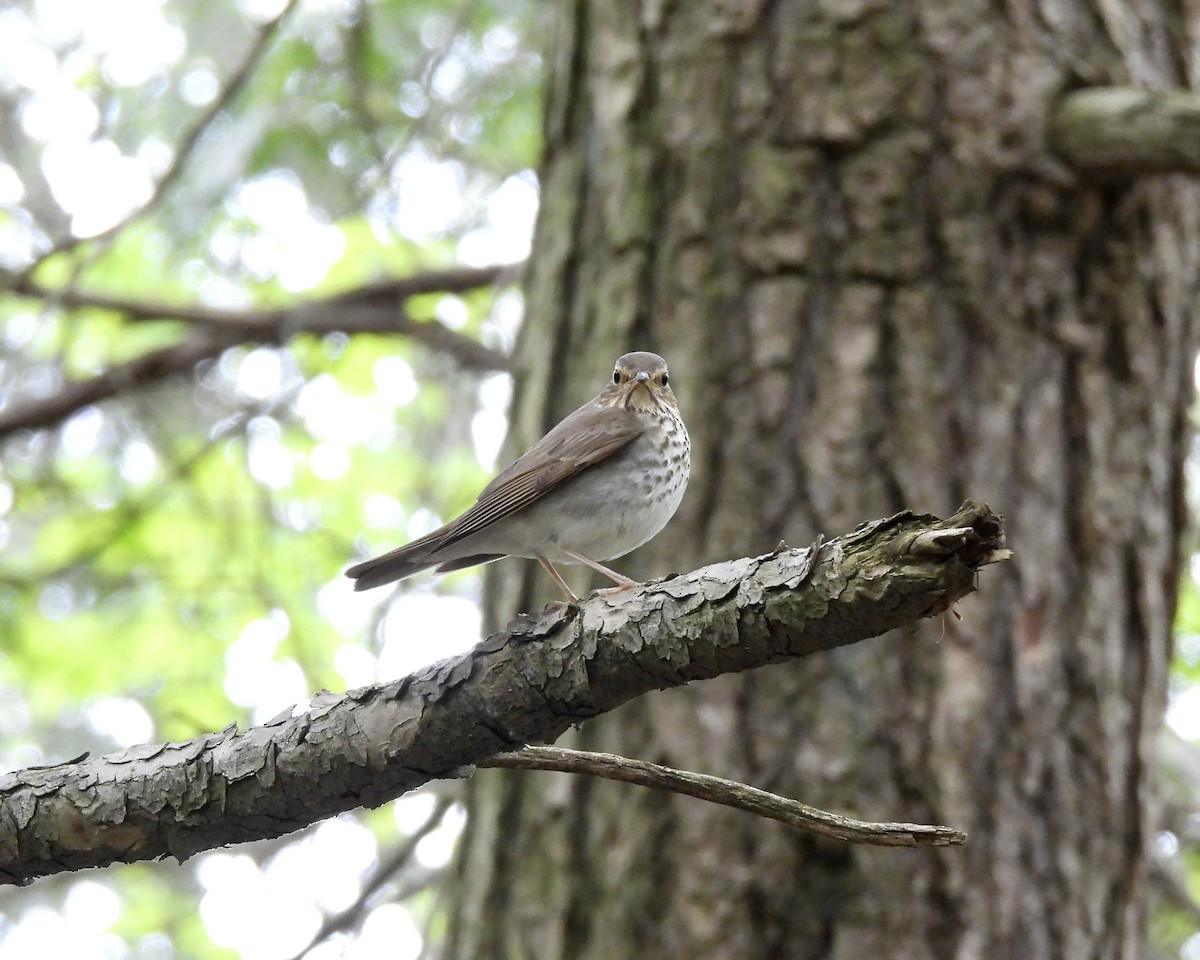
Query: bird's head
[[603, 351, 677, 412]]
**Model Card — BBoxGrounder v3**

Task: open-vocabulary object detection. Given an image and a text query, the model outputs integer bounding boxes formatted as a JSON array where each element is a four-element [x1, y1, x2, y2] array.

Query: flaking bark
[[0, 502, 1003, 885]]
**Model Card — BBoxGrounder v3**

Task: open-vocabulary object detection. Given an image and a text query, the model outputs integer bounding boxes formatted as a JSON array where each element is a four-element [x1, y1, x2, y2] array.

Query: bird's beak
[[617, 370, 658, 408], [624, 371, 653, 398]]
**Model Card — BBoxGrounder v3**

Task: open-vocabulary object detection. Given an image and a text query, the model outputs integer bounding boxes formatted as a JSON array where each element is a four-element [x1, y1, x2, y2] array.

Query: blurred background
[[0, 0, 543, 956], [5, 0, 1200, 957]]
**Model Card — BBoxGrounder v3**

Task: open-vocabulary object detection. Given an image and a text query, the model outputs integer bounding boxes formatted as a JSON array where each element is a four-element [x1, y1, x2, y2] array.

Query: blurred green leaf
[[0, 0, 538, 953]]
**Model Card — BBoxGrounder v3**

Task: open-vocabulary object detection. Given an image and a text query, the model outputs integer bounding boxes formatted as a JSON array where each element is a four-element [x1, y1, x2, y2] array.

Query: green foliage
[[0, 0, 541, 954]]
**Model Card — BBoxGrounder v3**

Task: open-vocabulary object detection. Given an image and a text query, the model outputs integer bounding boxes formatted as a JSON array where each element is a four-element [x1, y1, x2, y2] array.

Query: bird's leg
[[555, 546, 640, 593], [538, 556, 582, 602]]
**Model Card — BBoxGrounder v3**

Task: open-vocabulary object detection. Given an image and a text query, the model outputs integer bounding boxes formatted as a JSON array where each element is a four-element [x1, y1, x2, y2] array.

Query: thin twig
[[353, 0, 481, 206], [1149, 853, 1200, 926], [288, 795, 455, 960], [479, 745, 966, 847], [14, 0, 300, 278], [0, 385, 306, 591], [153, 0, 300, 209]]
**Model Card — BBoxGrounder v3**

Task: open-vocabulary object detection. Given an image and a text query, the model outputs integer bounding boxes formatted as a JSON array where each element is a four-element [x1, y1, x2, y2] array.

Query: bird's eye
[[661, 372, 669, 386], [612, 370, 621, 384]]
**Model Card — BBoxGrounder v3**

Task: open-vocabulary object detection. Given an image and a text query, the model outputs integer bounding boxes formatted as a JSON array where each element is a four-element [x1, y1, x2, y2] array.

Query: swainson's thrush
[[346, 351, 690, 601]]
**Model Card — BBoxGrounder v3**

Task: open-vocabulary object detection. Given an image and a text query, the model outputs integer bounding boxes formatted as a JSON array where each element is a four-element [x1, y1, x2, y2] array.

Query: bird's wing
[[437, 402, 644, 548], [344, 402, 643, 590]]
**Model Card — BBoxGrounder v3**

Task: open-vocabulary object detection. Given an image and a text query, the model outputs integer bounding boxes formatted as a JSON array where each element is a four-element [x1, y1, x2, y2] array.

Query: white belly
[[448, 429, 691, 564]]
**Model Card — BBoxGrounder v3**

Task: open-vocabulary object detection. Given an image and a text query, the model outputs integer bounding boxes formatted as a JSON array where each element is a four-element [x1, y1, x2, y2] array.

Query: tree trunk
[[446, 2, 1200, 957]]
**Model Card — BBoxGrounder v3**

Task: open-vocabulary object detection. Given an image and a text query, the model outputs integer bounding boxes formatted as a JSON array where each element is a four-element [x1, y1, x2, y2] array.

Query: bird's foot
[[591, 578, 640, 596]]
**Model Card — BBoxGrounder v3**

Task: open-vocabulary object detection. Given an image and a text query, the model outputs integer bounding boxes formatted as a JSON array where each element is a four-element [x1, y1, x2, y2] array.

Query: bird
[[345, 351, 690, 601]]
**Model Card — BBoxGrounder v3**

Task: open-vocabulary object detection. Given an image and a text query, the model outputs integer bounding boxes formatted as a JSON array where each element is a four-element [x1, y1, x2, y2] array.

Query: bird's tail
[[344, 530, 446, 591], [345, 531, 506, 591]]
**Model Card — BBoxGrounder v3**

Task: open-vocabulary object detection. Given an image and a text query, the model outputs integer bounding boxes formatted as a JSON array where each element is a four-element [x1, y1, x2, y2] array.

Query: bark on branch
[[1049, 86, 1200, 177], [0, 501, 1007, 885]]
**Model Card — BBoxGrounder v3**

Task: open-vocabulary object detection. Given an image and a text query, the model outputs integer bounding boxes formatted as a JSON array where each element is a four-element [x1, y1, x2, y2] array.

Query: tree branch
[[0, 331, 231, 438], [4, 263, 522, 329], [0, 263, 518, 439], [1048, 87, 1200, 177], [287, 794, 454, 960], [0, 501, 1007, 885], [478, 746, 965, 847], [13, 0, 299, 275]]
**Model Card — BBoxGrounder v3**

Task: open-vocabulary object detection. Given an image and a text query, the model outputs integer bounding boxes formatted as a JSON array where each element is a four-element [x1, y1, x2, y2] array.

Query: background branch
[[0, 263, 519, 439], [287, 794, 455, 960], [0, 331, 229, 438], [13, 0, 300, 276], [1049, 87, 1200, 177], [479, 746, 966, 847], [0, 501, 1007, 885], [1149, 853, 1200, 928]]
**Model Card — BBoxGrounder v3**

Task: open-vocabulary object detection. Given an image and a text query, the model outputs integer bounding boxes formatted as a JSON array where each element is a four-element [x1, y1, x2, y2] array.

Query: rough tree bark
[[446, 2, 1200, 959], [0, 504, 1004, 883]]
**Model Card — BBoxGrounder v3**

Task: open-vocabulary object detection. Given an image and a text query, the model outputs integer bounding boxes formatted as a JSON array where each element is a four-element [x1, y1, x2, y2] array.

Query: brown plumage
[[345, 352, 690, 600]]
